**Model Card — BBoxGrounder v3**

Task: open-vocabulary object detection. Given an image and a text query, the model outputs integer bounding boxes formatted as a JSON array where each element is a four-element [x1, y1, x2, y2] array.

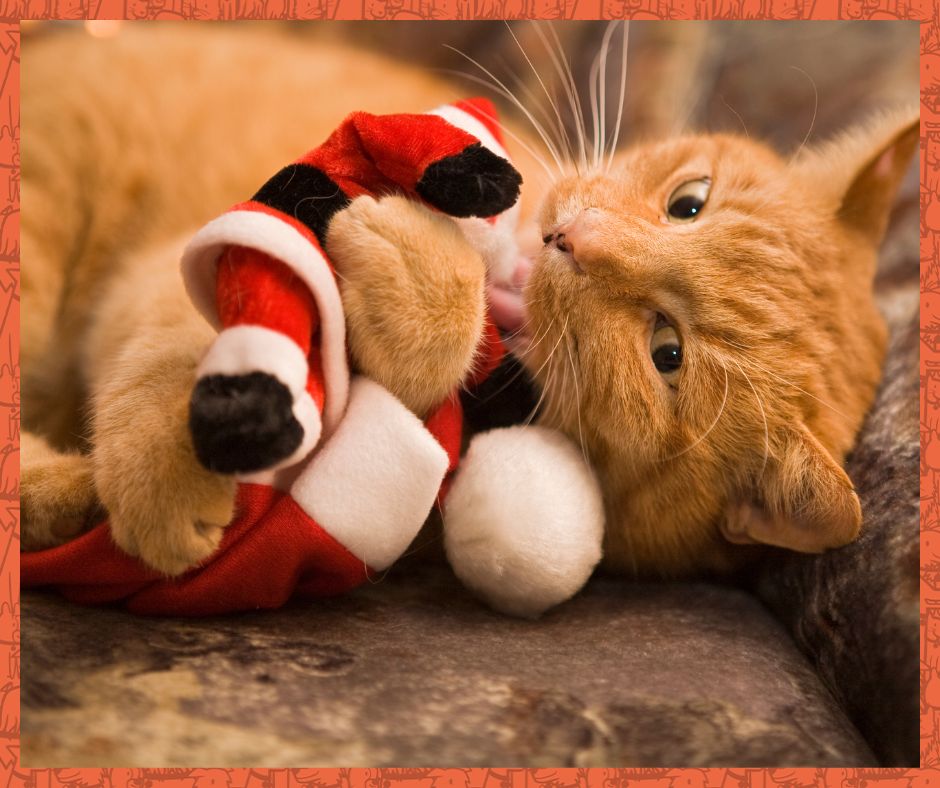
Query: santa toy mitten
[[185, 99, 522, 476]]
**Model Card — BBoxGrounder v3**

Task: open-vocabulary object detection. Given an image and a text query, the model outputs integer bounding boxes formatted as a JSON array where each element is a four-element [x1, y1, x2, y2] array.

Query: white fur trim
[[429, 105, 509, 160], [290, 376, 449, 570], [181, 210, 349, 437], [280, 391, 323, 471], [197, 325, 309, 396], [443, 426, 605, 619], [429, 105, 520, 284]]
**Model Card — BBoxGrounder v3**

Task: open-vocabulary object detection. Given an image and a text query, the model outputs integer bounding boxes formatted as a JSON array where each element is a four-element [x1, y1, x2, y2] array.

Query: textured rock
[[756, 303, 920, 768], [22, 563, 875, 767]]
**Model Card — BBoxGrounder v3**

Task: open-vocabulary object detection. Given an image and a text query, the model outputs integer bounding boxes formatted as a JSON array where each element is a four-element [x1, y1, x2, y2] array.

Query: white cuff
[[197, 325, 308, 397], [181, 209, 350, 437], [271, 390, 323, 473], [290, 376, 449, 570]]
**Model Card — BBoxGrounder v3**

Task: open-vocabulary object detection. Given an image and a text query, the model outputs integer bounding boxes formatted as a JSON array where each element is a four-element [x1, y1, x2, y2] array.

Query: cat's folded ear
[[794, 107, 919, 247], [721, 422, 861, 553]]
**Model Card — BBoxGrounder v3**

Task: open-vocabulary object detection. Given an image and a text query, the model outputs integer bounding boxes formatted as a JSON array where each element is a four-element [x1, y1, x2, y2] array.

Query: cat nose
[[554, 208, 604, 269]]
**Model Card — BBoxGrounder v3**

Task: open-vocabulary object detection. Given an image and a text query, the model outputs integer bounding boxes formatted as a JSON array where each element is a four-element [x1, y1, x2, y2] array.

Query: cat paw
[[189, 372, 303, 474], [327, 194, 486, 417], [107, 485, 236, 577], [20, 447, 100, 551], [94, 389, 239, 576]]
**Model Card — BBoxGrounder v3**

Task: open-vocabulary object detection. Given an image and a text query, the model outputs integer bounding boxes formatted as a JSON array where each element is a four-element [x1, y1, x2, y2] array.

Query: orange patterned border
[[5, 1, 937, 783]]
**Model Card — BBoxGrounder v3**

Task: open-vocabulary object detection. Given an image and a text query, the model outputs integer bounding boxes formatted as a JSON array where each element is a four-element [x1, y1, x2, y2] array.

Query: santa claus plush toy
[[22, 99, 604, 619], [187, 98, 606, 618]]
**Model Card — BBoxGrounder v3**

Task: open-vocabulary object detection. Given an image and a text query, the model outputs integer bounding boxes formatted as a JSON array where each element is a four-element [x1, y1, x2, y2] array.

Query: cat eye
[[665, 178, 711, 223], [651, 316, 682, 381]]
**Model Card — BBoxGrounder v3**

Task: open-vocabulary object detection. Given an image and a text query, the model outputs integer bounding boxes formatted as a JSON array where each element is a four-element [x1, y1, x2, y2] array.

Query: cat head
[[521, 109, 918, 574]]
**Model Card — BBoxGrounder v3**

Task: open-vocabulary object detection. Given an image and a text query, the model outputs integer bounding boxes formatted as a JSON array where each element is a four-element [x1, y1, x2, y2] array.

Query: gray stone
[[22, 562, 875, 767]]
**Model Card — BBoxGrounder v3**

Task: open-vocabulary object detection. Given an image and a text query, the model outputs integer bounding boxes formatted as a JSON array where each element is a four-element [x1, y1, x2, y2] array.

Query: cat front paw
[[94, 383, 240, 577], [189, 372, 304, 474], [326, 194, 486, 418], [107, 481, 236, 577]]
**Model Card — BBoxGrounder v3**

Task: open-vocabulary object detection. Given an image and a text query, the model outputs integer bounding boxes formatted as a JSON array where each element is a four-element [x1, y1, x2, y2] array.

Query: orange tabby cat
[[20, 24, 917, 581], [524, 117, 918, 575]]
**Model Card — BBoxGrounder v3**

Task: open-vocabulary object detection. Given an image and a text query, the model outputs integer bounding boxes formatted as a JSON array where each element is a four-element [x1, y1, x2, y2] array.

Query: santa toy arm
[[185, 100, 523, 476]]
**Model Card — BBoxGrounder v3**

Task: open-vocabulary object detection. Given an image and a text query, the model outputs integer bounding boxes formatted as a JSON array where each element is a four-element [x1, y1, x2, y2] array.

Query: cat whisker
[[538, 22, 589, 173], [491, 52, 569, 166], [443, 45, 566, 176], [731, 359, 770, 480], [503, 22, 574, 167], [544, 339, 570, 430], [523, 358, 552, 429], [720, 95, 749, 139], [520, 316, 568, 388], [605, 21, 630, 173], [659, 362, 729, 462], [468, 314, 558, 406], [563, 329, 589, 465], [522, 313, 569, 428], [499, 316, 535, 343], [596, 20, 619, 172], [788, 64, 819, 162], [439, 70, 560, 185], [716, 338, 849, 420], [588, 47, 602, 171]]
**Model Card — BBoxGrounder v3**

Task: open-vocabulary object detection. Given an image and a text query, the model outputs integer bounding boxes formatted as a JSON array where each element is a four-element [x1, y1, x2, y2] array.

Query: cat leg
[[86, 254, 238, 576], [89, 321, 238, 576], [326, 194, 486, 418], [20, 430, 100, 551]]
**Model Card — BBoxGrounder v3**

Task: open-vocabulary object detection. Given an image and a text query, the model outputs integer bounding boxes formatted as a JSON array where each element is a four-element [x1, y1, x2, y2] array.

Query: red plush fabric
[[302, 112, 475, 199], [21, 394, 467, 617], [217, 246, 327, 409], [217, 247, 319, 356]]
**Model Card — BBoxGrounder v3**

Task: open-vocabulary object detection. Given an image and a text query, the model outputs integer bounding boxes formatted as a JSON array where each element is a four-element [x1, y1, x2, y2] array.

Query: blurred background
[[22, 20, 917, 300], [23, 19, 918, 150]]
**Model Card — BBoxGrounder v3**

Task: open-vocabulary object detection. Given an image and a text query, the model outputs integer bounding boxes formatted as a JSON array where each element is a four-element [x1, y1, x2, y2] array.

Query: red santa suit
[[21, 99, 524, 616]]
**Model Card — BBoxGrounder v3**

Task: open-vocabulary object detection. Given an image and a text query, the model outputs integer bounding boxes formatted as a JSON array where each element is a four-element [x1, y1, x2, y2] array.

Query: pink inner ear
[[720, 502, 762, 546], [874, 146, 895, 178]]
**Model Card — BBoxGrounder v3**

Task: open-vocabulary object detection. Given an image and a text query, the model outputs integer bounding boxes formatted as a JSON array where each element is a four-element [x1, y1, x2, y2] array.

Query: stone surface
[[22, 562, 875, 767], [756, 304, 920, 768]]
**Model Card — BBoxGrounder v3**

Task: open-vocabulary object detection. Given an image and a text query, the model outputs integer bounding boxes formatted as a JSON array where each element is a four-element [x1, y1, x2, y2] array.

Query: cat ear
[[721, 422, 861, 553], [795, 108, 919, 247]]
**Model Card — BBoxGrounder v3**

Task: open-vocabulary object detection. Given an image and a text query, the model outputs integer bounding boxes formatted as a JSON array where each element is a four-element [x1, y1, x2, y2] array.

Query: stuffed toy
[[21, 99, 604, 618]]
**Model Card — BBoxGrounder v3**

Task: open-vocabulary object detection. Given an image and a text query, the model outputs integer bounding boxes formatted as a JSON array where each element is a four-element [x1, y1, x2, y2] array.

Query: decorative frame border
[[4, 2, 937, 783]]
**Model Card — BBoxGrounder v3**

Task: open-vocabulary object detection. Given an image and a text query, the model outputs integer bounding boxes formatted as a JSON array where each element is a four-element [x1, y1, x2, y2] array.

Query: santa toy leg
[[189, 246, 325, 474], [443, 426, 606, 619]]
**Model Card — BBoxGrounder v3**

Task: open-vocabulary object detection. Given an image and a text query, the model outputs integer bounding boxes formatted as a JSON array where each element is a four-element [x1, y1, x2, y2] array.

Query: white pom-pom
[[443, 425, 605, 618]]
